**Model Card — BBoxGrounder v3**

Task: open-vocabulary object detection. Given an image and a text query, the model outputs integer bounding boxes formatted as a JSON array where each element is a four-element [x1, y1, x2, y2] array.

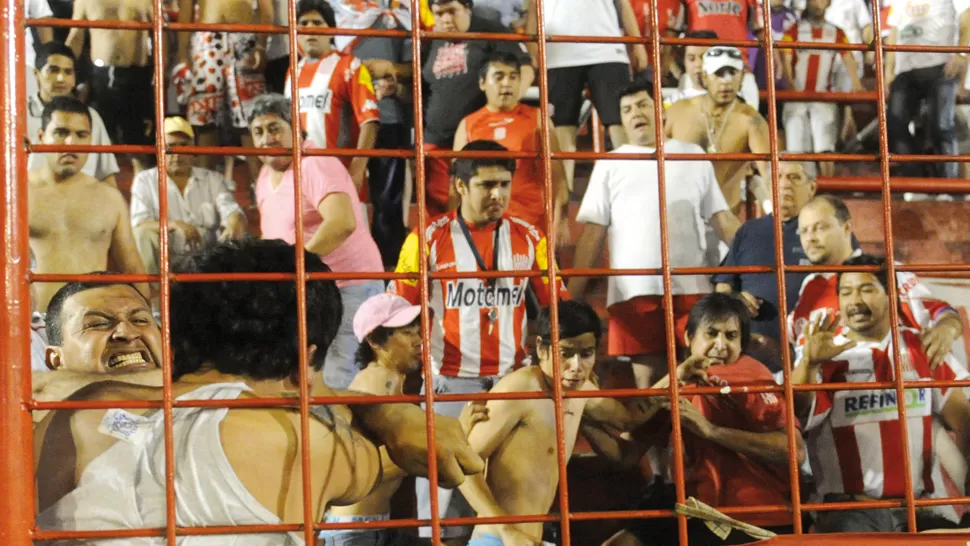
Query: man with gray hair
[[248, 93, 384, 390], [713, 161, 821, 373]]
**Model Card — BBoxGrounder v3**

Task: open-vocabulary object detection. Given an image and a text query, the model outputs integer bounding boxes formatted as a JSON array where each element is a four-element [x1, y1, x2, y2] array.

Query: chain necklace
[[704, 98, 737, 154]]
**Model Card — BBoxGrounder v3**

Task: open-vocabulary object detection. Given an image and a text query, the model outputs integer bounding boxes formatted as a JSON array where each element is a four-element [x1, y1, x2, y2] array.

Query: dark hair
[[353, 316, 421, 369], [248, 93, 293, 127], [536, 300, 602, 346], [429, 0, 473, 6], [35, 41, 77, 71], [170, 239, 342, 381], [46, 273, 145, 346], [837, 254, 889, 294], [295, 0, 336, 28], [478, 52, 524, 81], [452, 140, 517, 183], [807, 194, 852, 225], [41, 95, 91, 132], [685, 30, 719, 41], [685, 293, 751, 352], [618, 78, 655, 102]]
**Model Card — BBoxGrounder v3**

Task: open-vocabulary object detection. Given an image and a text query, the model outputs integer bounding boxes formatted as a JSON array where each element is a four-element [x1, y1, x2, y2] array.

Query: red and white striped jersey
[[781, 20, 849, 93], [788, 267, 955, 360], [805, 328, 968, 513], [284, 52, 380, 152], [389, 211, 568, 378]]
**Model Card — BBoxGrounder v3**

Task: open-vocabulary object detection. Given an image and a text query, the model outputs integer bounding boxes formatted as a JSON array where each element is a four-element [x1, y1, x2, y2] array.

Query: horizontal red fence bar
[[31, 493, 970, 540], [31, 142, 970, 165]]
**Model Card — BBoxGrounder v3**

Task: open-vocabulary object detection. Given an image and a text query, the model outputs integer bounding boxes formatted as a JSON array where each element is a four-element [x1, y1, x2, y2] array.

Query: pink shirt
[[255, 153, 382, 287]]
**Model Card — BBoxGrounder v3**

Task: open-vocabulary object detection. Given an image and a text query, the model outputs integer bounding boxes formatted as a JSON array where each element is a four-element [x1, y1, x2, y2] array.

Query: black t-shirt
[[422, 16, 531, 148]]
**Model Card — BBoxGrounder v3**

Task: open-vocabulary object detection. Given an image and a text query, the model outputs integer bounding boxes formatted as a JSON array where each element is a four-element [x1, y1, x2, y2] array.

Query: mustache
[[847, 305, 872, 317]]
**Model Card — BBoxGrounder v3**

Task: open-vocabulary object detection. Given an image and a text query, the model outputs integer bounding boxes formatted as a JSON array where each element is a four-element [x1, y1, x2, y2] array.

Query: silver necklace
[[704, 99, 736, 154]]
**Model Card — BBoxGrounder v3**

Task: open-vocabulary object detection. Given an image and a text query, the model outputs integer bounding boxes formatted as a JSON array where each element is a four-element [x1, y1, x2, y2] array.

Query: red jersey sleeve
[[349, 59, 381, 128]]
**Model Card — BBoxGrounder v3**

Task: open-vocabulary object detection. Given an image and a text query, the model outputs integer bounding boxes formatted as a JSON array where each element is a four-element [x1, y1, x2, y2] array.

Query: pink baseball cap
[[353, 293, 422, 342]]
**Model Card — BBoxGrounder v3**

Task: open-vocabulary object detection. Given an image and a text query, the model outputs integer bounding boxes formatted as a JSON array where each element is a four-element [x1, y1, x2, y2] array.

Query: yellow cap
[[163, 116, 194, 138]]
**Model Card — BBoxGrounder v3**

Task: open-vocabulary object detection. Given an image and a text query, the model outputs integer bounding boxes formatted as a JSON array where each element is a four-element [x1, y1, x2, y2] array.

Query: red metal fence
[[3, 0, 970, 543]]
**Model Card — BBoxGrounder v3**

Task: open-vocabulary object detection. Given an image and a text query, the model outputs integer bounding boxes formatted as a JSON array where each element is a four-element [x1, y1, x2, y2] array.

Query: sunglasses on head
[[705, 47, 743, 60]]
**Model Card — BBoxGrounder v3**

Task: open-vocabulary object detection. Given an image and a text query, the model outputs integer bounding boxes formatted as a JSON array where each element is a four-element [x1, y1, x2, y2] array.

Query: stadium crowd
[[22, 0, 970, 544]]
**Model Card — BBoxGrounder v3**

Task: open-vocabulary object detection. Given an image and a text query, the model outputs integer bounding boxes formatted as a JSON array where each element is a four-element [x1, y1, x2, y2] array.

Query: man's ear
[[45, 346, 63, 371], [683, 332, 691, 348]]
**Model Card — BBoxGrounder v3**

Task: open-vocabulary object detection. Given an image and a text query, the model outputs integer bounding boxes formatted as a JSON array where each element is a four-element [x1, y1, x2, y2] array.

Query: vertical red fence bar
[[282, 6, 318, 543], [759, 0, 805, 535], [0, 0, 35, 540], [532, 0, 571, 543], [150, 0, 178, 539], [410, 6, 444, 545], [646, 6, 691, 545], [869, 0, 919, 532]]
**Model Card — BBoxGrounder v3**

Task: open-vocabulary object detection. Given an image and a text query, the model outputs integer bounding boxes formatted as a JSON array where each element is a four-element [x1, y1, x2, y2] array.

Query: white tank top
[[37, 382, 304, 545]]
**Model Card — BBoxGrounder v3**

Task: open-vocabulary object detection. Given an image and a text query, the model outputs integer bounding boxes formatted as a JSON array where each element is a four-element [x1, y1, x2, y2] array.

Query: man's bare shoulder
[[668, 96, 701, 116], [492, 366, 544, 394], [739, 105, 768, 128]]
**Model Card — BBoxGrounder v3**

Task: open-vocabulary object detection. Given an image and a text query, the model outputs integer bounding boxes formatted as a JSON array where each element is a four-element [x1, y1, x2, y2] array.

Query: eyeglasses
[[705, 47, 744, 60]]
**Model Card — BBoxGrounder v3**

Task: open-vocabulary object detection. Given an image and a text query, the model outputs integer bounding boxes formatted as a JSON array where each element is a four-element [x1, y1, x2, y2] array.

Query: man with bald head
[[789, 194, 964, 369], [714, 162, 820, 372]]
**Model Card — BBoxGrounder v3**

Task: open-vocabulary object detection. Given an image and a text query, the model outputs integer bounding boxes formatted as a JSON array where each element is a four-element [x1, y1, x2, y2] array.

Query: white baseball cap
[[702, 46, 745, 75]]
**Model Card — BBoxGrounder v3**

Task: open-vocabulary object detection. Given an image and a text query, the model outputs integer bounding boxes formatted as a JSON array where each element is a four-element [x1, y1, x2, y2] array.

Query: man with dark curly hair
[[33, 239, 484, 544]]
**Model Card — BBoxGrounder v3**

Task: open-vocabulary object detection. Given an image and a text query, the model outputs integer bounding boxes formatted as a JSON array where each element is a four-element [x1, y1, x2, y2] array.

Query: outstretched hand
[[803, 310, 856, 365]]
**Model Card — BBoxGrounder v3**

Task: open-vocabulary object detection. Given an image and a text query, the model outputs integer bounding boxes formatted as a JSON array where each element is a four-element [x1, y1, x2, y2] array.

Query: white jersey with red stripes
[[283, 51, 380, 150], [781, 20, 848, 93], [390, 211, 567, 378], [788, 265, 955, 361], [805, 328, 967, 521]]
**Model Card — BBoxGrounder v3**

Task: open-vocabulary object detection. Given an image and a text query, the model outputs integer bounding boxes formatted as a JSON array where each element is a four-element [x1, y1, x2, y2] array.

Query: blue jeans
[[323, 280, 384, 389], [887, 63, 959, 179], [319, 513, 430, 546]]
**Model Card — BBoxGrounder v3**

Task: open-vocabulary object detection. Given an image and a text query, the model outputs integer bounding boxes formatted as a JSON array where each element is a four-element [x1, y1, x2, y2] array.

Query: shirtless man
[[321, 292, 487, 546], [173, 0, 273, 179], [458, 300, 704, 546], [664, 45, 772, 218], [28, 96, 148, 313], [66, 0, 155, 173], [34, 239, 484, 541]]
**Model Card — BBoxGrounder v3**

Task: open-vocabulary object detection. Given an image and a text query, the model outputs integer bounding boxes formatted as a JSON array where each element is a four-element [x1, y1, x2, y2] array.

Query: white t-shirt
[[825, 0, 872, 45], [26, 94, 121, 181], [575, 140, 728, 305], [25, 0, 53, 68], [887, 0, 970, 75], [542, 0, 630, 69]]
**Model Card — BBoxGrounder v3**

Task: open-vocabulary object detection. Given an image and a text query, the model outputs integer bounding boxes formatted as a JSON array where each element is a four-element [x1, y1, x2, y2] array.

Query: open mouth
[[106, 351, 152, 371], [632, 119, 648, 130], [847, 309, 872, 321]]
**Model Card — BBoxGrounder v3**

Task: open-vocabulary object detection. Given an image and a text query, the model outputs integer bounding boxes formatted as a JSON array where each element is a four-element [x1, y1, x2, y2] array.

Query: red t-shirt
[[463, 103, 547, 229], [629, 0, 684, 37], [684, 356, 795, 527], [672, 0, 763, 41]]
